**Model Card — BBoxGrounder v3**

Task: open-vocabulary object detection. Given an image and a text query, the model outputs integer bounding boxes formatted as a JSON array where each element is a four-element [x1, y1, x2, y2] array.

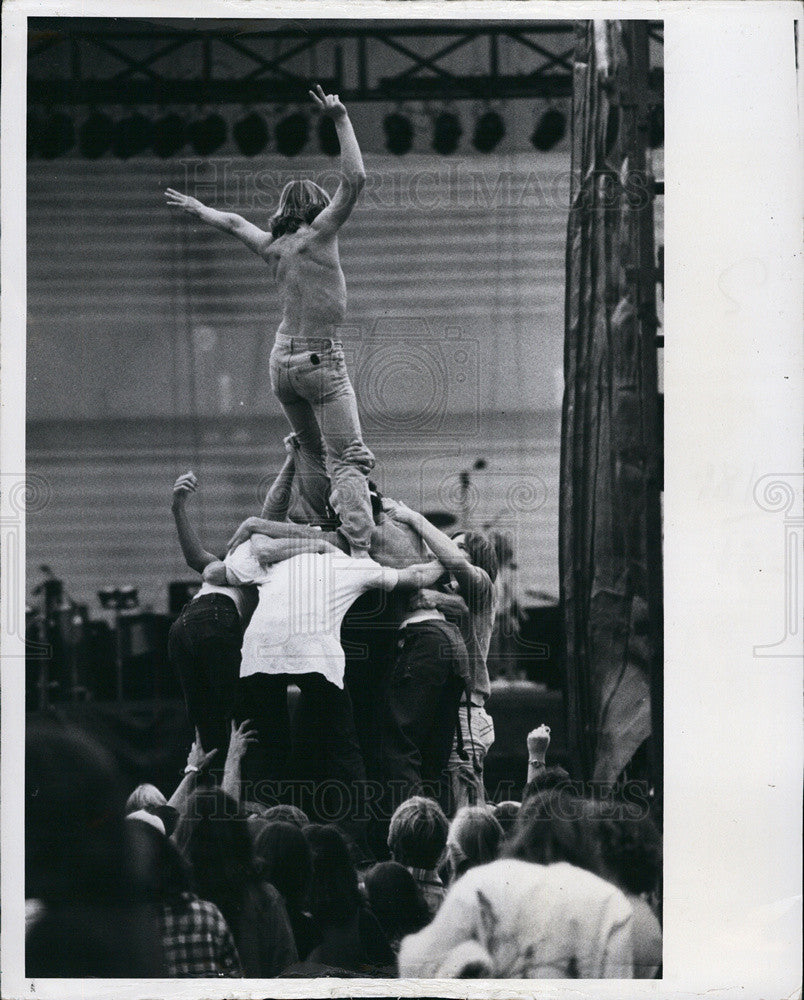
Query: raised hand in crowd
[[526, 724, 551, 785], [221, 719, 259, 802]]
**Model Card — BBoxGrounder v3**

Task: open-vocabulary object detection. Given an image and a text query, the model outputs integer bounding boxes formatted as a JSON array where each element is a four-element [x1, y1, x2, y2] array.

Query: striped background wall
[[26, 149, 661, 613]]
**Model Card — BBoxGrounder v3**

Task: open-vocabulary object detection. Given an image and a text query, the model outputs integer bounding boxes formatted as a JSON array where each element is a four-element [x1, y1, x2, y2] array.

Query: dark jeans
[[236, 671, 367, 825], [167, 594, 242, 759], [383, 620, 468, 803]]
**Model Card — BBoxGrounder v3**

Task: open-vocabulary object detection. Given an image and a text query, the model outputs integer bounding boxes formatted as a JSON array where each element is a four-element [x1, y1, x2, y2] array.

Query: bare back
[[263, 227, 347, 338]]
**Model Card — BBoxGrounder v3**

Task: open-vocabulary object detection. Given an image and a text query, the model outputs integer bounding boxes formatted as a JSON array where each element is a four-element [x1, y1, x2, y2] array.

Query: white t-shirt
[[224, 541, 399, 689]]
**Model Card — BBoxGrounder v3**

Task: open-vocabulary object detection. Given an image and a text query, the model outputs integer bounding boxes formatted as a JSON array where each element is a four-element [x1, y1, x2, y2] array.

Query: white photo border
[[2, 2, 802, 998]]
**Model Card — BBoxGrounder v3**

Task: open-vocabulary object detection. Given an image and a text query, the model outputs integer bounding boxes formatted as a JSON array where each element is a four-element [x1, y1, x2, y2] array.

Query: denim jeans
[[445, 702, 495, 811], [167, 594, 242, 758], [383, 620, 468, 802], [269, 335, 374, 552]]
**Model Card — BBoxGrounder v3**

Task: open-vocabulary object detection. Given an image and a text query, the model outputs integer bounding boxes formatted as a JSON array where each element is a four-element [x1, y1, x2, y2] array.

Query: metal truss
[[27, 21, 612, 105]]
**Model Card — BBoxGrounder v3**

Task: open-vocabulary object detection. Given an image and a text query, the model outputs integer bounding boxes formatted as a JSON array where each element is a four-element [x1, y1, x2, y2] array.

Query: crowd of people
[[26, 719, 662, 978], [25, 86, 662, 979]]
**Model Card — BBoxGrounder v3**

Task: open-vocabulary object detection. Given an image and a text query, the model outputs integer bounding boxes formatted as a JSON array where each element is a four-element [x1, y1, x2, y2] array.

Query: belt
[[275, 334, 342, 351]]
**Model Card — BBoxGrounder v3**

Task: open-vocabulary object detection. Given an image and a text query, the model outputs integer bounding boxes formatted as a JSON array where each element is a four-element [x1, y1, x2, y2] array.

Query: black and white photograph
[[1, 2, 801, 998]]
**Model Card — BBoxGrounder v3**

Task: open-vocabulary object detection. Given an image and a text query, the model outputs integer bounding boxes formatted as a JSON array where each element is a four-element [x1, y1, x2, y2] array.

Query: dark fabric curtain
[[560, 21, 662, 786]]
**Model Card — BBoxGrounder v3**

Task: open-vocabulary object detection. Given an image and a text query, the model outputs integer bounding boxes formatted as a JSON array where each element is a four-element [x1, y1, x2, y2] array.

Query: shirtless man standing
[[165, 85, 373, 557]]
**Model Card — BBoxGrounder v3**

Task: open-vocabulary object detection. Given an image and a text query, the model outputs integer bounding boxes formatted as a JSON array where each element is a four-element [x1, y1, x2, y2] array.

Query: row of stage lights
[[27, 106, 575, 160]]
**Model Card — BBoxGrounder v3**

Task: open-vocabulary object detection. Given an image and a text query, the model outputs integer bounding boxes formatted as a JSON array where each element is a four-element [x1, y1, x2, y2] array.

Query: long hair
[[303, 824, 362, 928], [270, 179, 330, 238], [173, 787, 257, 934], [253, 821, 312, 913]]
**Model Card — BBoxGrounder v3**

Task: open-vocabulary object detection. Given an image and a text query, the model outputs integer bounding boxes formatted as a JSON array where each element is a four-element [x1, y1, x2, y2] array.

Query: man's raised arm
[[171, 472, 217, 573], [165, 188, 273, 257]]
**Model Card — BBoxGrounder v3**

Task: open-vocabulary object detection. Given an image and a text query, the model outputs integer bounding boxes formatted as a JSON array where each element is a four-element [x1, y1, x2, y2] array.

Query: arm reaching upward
[[171, 472, 217, 573], [165, 188, 273, 257], [307, 86, 366, 237]]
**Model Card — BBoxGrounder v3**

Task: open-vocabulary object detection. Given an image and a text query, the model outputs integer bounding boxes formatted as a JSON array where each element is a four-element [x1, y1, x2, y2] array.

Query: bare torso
[[263, 226, 347, 338]]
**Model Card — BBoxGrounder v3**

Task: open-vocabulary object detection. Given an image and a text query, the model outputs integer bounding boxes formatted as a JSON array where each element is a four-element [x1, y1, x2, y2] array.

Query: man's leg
[[234, 673, 291, 805], [383, 623, 454, 800], [445, 703, 495, 813], [294, 672, 368, 838]]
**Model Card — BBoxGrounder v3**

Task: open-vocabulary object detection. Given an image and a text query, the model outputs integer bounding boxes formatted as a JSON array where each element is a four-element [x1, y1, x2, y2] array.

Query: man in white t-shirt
[[205, 535, 444, 809]]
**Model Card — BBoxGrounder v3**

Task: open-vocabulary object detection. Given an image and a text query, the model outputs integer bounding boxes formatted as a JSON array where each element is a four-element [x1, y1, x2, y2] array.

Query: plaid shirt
[[406, 866, 446, 918], [161, 892, 242, 977]]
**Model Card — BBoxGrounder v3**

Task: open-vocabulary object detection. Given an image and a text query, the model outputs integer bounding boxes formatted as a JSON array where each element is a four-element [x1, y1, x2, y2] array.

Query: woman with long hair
[[165, 86, 374, 556], [173, 787, 297, 976]]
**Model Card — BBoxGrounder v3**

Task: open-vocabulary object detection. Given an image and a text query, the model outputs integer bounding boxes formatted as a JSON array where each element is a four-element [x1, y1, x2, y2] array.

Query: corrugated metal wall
[[26, 150, 583, 611]]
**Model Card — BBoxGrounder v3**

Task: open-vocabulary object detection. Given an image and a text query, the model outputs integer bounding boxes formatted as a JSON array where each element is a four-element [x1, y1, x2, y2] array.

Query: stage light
[[275, 112, 309, 157], [317, 115, 340, 156], [472, 110, 505, 153], [152, 113, 186, 158], [79, 110, 114, 159], [39, 110, 76, 159], [188, 113, 227, 156], [432, 110, 462, 155], [530, 108, 567, 152], [383, 112, 414, 155], [112, 112, 152, 159], [233, 111, 269, 156]]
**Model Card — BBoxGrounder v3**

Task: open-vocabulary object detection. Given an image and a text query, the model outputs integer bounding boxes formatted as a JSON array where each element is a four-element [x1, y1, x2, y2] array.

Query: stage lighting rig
[[79, 110, 114, 159], [112, 112, 152, 159], [152, 113, 187, 158], [188, 113, 227, 156], [275, 111, 309, 157], [432, 110, 462, 155], [530, 107, 567, 152], [38, 110, 76, 159], [233, 111, 269, 156], [317, 115, 340, 156], [383, 111, 414, 155], [472, 110, 506, 153]]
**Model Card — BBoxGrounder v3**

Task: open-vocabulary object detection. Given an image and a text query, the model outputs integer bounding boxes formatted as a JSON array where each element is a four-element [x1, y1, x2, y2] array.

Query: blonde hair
[[271, 179, 330, 238]]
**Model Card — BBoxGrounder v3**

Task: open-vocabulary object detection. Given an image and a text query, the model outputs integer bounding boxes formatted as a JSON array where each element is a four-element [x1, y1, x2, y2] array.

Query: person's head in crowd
[[25, 720, 163, 976], [125, 784, 180, 836], [126, 783, 166, 813], [249, 802, 309, 827], [450, 530, 499, 583], [387, 796, 449, 872], [522, 765, 573, 806], [173, 787, 256, 932], [505, 788, 601, 874], [254, 821, 313, 914], [27, 719, 130, 906], [304, 824, 362, 928], [493, 800, 521, 839], [363, 862, 430, 952], [445, 806, 504, 882], [595, 810, 662, 898]]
